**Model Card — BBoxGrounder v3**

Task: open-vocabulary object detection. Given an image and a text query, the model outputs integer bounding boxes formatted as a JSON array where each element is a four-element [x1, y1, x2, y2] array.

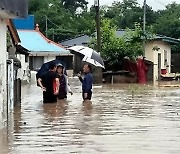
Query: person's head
[[83, 64, 91, 73], [56, 63, 64, 74], [49, 63, 57, 72]]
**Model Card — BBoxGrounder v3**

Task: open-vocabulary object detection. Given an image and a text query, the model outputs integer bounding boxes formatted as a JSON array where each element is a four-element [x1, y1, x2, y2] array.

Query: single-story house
[[13, 15, 73, 76], [61, 30, 180, 83], [17, 25, 73, 73], [145, 36, 180, 82]]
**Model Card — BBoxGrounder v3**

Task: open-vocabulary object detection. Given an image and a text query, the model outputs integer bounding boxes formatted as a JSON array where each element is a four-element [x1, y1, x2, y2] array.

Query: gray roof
[[60, 30, 125, 47], [60, 35, 91, 47], [60, 30, 180, 47]]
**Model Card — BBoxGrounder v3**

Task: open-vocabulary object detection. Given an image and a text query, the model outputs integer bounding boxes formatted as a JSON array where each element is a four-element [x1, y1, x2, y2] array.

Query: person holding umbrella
[[78, 64, 93, 101], [56, 63, 73, 100], [37, 63, 59, 103]]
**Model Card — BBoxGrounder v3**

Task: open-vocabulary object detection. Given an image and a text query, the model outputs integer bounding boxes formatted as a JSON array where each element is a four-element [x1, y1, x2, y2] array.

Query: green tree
[[28, 0, 93, 42], [153, 2, 180, 39], [103, 0, 157, 29], [99, 20, 143, 69]]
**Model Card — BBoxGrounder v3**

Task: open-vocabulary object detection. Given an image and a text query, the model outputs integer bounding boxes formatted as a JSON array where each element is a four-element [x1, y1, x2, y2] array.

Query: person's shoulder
[[87, 72, 93, 78], [88, 72, 93, 76]]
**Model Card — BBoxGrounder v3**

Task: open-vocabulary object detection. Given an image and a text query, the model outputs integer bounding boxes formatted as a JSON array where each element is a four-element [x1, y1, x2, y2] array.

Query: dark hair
[[86, 64, 92, 71], [49, 62, 56, 70]]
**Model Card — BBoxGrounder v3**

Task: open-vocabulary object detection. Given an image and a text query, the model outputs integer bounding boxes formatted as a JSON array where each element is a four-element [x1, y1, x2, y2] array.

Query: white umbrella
[[68, 45, 105, 68]]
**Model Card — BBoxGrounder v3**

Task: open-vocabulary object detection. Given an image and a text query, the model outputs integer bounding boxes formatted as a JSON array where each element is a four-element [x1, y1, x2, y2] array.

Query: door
[[158, 53, 161, 81]]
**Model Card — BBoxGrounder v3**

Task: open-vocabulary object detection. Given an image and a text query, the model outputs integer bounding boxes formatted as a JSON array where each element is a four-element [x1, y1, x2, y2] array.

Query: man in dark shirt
[[38, 63, 59, 103], [78, 64, 93, 100]]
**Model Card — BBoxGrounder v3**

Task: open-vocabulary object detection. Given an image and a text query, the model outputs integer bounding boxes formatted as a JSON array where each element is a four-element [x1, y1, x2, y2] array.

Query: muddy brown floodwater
[[1, 78, 180, 154]]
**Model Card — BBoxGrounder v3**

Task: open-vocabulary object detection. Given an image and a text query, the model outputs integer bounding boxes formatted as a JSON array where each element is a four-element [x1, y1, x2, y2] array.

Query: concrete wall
[[17, 54, 30, 82], [145, 41, 171, 82], [0, 20, 7, 129]]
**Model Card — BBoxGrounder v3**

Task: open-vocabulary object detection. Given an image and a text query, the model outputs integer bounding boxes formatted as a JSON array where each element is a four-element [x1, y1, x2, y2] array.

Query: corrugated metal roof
[[17, 30, 69, 54]]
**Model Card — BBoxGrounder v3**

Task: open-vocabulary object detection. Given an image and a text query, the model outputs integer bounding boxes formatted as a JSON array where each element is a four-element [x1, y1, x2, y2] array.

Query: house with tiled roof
[[13, 15, 73, 71]]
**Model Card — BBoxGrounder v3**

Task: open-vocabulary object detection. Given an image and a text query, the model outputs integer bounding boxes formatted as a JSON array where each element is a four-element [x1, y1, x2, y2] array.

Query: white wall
[[44, 56, 56, 63], [16, 54, 30, 82], [145, 41, 171, 82], [0, 20, 7, 129]]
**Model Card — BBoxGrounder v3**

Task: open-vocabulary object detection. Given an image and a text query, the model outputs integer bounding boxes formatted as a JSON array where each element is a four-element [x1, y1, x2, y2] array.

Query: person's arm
[[78, 73, 83, 83], [37, 78, 46, 91]]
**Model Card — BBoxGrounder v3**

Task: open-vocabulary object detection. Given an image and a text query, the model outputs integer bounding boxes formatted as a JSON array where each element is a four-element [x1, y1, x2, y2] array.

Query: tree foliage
[[99, 20, 143, 67], [28, 0, 180, 66], [28, 0, 94, 42]]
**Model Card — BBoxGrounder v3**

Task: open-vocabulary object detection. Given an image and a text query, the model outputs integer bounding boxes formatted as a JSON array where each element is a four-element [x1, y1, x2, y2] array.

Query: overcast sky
[[87, 0, 180, 10]]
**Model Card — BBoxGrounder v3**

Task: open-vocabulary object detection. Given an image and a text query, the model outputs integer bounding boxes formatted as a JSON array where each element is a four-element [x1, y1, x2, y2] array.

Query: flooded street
[[1, 79, 180, 154]]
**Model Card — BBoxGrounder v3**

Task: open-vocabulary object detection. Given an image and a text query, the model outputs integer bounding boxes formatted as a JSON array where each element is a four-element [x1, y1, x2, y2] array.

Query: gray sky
[[87, 0, 180, 10]]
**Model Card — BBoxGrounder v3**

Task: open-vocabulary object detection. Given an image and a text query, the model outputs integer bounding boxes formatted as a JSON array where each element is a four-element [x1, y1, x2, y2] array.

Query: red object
[[123, 59, 137, 73], [123, 58, 148, 84], [161, 69, 167, 75], [53, 79, 58, 94], [137, 58, 148, 84]]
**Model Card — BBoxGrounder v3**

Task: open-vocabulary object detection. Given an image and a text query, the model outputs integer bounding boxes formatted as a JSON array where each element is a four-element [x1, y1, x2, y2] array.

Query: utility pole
[[45, 15, 48, 37], [143, 0, 146, 56], [94, 0, 102, 83], [94, 0, 101, 53]]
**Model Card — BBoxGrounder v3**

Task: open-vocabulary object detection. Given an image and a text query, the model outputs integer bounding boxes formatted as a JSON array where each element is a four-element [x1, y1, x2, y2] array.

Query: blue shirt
[[80, 72, 93, 93]]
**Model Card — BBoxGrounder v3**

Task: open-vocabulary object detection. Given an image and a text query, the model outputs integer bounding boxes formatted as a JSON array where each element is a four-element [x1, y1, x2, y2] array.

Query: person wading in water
[[56, 63, 73, 101], [38, 63, 59, 103], [78, 64, 93, 101]]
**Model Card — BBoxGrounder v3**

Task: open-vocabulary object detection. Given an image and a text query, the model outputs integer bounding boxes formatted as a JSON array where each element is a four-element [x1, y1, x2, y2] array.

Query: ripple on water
[[1, 83, 180, 154]]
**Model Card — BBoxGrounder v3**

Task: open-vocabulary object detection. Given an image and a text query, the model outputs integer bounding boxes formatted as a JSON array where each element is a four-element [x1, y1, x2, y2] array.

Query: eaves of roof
[[150, 36, 180, 44]]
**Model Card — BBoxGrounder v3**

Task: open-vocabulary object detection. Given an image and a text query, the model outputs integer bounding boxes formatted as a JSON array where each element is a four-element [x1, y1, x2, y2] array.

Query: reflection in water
[[1, 82, 180, 154], [42, 100, 68, 120], [0, 128, 9, 154], [82, 100, 93, 116]]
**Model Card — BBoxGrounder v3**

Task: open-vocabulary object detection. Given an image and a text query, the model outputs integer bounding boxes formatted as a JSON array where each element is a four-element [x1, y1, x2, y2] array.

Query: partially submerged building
[[0, 0, 28, 129]]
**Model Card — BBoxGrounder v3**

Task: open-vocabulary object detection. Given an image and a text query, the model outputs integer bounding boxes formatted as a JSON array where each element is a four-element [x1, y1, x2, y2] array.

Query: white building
[[145, 36, 180, 82], [0, 0, 28, 129]]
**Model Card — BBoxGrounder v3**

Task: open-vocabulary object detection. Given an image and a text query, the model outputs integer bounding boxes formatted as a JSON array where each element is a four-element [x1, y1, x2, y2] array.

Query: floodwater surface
[[1, 79, 180, 154]]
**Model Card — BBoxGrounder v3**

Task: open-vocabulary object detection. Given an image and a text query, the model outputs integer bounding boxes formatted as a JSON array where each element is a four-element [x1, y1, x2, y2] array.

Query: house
[[145, 36, 180, 82], [0, 0, 28, 129], [7, 19, 29, 108], [13, 16, 73, 76], [61, 30, 180, 83], [17, 26, 72, 71]]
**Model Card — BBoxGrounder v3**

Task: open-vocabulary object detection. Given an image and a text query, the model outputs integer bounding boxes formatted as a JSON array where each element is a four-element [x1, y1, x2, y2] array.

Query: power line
[[46, 16, 61, 29]]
